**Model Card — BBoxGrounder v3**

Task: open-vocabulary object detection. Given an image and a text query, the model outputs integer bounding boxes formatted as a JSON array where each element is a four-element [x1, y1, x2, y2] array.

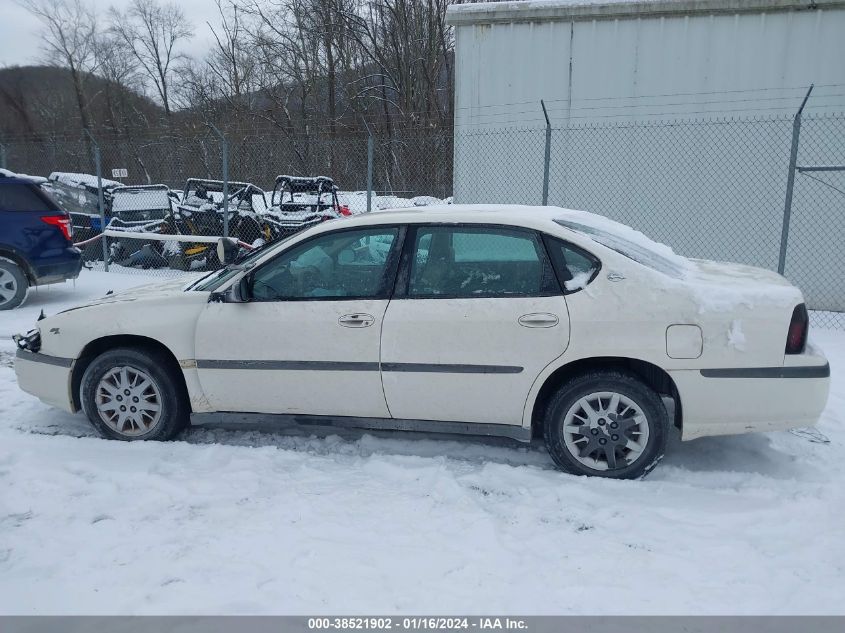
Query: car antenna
[[38, 310, 46, 321]]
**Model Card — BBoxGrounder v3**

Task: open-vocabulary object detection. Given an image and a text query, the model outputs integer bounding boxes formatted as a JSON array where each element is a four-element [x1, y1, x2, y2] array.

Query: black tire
[[80, 347, 189, 441], [0, 259, 28, 311], [543, 371, 668, 479]]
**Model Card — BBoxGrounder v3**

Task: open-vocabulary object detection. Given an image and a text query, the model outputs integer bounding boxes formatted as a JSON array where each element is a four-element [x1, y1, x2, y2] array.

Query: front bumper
[[14, 349, 77, 413]]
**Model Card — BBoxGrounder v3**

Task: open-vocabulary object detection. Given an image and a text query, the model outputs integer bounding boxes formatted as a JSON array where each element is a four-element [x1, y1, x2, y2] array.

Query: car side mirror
[[217, 237, 239, 265], [237, 276, 253, 301], [210, 275, 252, 303]]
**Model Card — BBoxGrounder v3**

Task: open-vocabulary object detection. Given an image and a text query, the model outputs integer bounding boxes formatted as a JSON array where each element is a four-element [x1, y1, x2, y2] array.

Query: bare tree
[[109, 0, 192, 116], [204, 0, 260, 116], [95, 32, 141, 91], [18, 0, 99, 132], [342, 0, 452, 127]]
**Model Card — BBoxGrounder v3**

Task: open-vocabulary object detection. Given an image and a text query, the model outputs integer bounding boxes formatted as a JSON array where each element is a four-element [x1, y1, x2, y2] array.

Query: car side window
[[408, 226, 554, 298], [543, 236, 601, 294], [0, 184, 55, 212], [250, 227, 399, 301]]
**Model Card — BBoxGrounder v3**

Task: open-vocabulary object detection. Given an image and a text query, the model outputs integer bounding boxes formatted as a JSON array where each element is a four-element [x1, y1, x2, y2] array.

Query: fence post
[[84, 129, 109, 272], [541, 100, 551, 206], [360, 118, 374, 213], [778, 84, 814, 275], [209, 124, 229, 238], [366, 134, 374, 213]]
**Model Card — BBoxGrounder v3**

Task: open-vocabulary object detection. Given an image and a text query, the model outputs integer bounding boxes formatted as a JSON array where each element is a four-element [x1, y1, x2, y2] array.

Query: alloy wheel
[[561, 391, 650, 471], [0, 269, 18, 306], [95, 366, 163, 437]]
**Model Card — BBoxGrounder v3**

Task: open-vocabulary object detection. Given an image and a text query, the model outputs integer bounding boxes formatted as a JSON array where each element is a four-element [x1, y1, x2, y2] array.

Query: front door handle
[[518, 313, 559, 328], [339, 313, 375, 328]]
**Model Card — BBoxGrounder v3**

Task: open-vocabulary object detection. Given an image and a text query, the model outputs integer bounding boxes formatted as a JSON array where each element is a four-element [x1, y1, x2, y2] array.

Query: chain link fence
[[453, 113, 845, 330], [2, 113, 842, 329]]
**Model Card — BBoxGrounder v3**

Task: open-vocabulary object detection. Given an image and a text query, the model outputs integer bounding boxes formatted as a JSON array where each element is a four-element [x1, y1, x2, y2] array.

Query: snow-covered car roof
[[48, 172, 122, 190], [0, 167, 48, 184], [336, 204, 692, 277]]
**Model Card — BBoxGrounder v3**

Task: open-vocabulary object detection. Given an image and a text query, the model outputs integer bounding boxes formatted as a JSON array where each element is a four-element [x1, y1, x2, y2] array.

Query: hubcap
[[0, 269, 18, 305], [95, 366, 162, 436], [561, 391, 650, 471]]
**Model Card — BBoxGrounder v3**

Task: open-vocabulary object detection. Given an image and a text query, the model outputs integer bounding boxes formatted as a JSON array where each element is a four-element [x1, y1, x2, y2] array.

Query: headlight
[[13, 329, 41, 353]]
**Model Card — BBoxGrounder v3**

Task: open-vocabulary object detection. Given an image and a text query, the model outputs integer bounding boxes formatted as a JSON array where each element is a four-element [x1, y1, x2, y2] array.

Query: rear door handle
[[339, 313, 375, 328], [518, 313, 559, 328]]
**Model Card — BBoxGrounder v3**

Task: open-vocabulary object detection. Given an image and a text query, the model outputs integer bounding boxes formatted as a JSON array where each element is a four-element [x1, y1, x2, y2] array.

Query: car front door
[[380, 224, 571, 426], [194, 225, 404, 417]]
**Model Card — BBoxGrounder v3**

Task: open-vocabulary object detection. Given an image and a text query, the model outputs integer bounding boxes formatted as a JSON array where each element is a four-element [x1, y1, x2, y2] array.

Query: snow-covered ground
[[0, 270, 843, 615]]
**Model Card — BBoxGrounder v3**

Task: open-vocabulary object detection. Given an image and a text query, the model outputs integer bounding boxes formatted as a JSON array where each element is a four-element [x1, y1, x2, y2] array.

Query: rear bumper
[[14, 349, 76, 413], [671, 355, 831, 440], [31, 248, 83, 285]]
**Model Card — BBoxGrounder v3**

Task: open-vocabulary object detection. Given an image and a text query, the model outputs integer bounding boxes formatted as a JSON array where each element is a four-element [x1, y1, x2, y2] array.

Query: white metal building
[[447, 0, 845, 128], [446, 0, 845, 314]]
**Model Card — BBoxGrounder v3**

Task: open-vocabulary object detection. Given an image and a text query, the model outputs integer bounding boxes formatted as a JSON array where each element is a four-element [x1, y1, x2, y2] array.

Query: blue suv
[[0, 172, 83, 309]]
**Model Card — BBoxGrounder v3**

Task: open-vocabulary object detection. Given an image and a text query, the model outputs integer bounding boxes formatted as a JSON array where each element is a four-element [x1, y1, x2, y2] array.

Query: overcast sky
[[1, 0, 219, 68]]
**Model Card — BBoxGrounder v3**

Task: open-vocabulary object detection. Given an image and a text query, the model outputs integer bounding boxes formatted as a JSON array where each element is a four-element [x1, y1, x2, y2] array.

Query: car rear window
[[554, 218, 686, 279], [0, 183, 56, 212]]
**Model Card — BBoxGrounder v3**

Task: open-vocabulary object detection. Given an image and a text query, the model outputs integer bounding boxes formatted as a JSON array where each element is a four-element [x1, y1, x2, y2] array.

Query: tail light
[[785, 303, 809, 355], [41, 214, 73, 241], [338, 205, 352, 216]]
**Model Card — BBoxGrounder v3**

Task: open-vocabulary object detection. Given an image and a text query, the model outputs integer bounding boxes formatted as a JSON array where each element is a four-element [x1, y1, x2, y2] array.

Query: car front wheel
[[80, 347, 189, 441], [543, 371, 669, 479]]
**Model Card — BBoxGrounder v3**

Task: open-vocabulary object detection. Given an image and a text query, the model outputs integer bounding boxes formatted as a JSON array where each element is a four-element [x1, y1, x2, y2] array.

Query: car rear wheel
[[80, 347, 189, 441], [543, 371, 668, 479], [0, 259, 28, 310]]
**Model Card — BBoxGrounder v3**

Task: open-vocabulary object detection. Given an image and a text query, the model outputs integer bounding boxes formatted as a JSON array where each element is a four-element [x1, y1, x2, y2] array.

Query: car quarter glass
[[542, 235, 601, 294]]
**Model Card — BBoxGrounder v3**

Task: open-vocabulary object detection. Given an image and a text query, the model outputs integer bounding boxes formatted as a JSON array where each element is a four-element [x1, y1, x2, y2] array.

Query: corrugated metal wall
[[453, 6, 845, 128], [450, 3, 845, 313]]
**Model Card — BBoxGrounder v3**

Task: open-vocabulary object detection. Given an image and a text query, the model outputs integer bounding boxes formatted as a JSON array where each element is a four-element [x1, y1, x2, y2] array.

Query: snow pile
[[553, 212, 690, 280], [564, 270, 594, 293], [341, 192, 448, 213], [681, 260, 800, 316], [546, 206, 800, 315], [727, 319, 747, 351], [0, 270, 843, 615]]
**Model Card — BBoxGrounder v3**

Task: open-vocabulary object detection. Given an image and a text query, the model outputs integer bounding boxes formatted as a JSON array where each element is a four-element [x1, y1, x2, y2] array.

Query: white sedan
[[14, 206, 830, 478]]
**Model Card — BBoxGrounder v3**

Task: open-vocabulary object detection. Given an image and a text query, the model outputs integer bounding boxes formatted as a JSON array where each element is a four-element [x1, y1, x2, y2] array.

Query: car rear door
[[380, 224, 571, 426], [194, 225, 404, 418]]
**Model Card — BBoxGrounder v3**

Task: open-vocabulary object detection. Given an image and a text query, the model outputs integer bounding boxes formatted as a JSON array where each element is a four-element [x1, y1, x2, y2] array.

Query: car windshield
[[112, 189, 170, 212], [189, 234, 296, 291], [554, 218, 687, 279]]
